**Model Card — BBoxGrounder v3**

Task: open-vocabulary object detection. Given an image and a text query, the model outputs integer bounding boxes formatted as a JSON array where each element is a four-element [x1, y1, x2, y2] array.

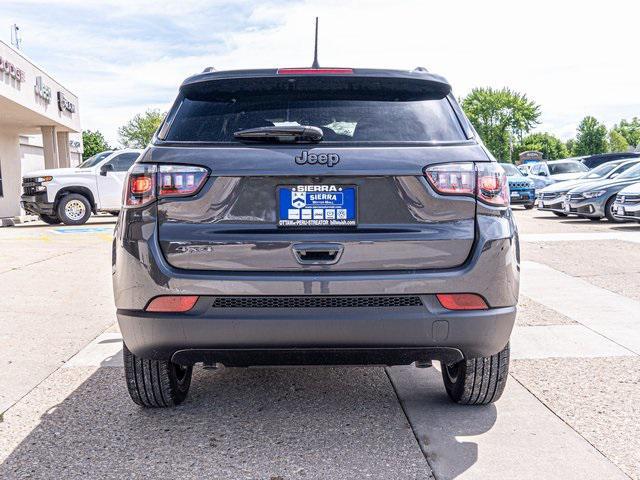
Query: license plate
[[617, 206, 625, 215], [511, 192, 519, 198], [277, 185, 357, 227]]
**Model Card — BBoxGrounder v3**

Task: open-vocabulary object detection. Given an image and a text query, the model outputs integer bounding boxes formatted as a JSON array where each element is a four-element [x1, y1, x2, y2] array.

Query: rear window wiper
[[233, 125, 323, 143]]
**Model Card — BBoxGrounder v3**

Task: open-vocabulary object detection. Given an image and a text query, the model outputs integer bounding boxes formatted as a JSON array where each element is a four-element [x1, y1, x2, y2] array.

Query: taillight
[[476, 163, 509, 206], [124, 164, 208, 207], [424, 162, 475, 195], [158, 165, 208, 197], [125, 164, 156, 207], [424, 162, 509, 206]]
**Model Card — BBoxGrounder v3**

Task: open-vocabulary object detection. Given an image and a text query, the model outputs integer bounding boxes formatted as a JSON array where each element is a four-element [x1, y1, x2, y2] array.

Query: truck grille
[[211, 295, 424, 309], [22, 177, 43, 196]]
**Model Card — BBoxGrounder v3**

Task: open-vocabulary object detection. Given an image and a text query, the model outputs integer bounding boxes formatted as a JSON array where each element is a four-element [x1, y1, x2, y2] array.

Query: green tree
[[573, 116, 609, 156], [608, 129, 630, 153], [118, 109, 165, 148], [565, 139, 575, 155], [461, 87, 541, 162], [81, 130, 111, 161], [515, 132, 569, 160], [611, 117, 640, 148]]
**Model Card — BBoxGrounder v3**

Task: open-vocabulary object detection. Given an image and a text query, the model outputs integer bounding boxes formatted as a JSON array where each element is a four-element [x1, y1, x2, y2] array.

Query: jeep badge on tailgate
[[295, 151, 340, 167]]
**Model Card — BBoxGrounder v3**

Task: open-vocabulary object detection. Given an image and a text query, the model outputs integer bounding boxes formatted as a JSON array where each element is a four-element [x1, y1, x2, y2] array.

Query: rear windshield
[[548, 162, 588, 175], [163, 95, 466, 143]]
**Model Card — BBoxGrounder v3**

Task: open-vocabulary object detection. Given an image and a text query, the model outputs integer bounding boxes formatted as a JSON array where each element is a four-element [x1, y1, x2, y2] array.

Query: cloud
[[2, 0, 639, 145]]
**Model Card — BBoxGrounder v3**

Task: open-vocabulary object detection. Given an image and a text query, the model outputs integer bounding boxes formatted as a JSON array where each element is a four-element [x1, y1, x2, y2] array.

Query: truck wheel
[[524, 204, 534, 210], [441, 342, 510, 405], [38, 214, 61, 225], [57, 194, 92, 225], [123, 344, 192, 408]]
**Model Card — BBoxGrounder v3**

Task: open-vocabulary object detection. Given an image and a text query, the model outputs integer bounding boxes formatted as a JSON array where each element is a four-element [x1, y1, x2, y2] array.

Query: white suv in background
[[21, 149, 142, 225], [527, 159, 589, 190]]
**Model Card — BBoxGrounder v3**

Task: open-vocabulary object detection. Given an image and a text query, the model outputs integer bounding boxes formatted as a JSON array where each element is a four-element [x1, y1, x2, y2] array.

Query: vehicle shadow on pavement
[[0, 366, 439, 479], [387, 366, 497, 480]]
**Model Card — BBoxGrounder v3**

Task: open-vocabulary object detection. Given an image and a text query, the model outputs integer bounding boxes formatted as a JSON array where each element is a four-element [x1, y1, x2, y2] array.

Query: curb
[[0, 214, 39, 227]]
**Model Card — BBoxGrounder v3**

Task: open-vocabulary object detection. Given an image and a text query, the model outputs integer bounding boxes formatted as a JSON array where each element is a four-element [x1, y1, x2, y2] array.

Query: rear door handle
[[292, 243, 344, 265]]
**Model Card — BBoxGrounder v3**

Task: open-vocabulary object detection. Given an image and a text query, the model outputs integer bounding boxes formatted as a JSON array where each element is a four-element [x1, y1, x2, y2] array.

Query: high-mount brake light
[[124, 164, 209, 207], [423, 162, 509, 206], [436, 293, 489, 311], [158, 165, 208, 197], [276, 68, 353, 75]]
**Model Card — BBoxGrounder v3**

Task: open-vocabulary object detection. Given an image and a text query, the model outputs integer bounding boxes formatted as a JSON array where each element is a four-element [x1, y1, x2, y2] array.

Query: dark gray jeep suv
[[113, 67, 519, 407]]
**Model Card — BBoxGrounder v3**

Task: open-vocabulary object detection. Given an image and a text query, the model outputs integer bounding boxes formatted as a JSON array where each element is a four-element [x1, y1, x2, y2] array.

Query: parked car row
[[534, 156, 640, 223]]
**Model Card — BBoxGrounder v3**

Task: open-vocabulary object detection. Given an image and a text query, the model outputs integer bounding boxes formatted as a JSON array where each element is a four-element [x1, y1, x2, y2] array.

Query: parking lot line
[[510, 324, 635, 359], [521, 231, 640, 243], [521, 261, 640, 355], [63, 332, 124, 368], [387, 365, 629, 480]]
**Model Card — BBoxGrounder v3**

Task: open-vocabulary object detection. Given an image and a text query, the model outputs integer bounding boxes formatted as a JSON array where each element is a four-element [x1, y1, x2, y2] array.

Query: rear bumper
[[117, 296, 516, 363], [113, 208, 520, 363]]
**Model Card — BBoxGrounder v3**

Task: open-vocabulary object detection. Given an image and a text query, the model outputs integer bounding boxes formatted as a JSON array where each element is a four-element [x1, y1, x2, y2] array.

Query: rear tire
[[38, 214, 61, 225], [552, 211, 568, 217], [441, 343, 510, 405], [524, 204, 534, 210], [57, 194, 92, 225], [123, 344, 193, 408]]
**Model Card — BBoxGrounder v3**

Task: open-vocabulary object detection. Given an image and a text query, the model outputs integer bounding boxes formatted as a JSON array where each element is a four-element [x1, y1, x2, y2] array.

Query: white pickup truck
[[21, 149, 142, 225]]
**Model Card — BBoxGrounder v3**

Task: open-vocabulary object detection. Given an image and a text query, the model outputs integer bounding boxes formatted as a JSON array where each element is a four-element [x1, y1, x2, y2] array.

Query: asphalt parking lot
[[0, 209, 639, 480]]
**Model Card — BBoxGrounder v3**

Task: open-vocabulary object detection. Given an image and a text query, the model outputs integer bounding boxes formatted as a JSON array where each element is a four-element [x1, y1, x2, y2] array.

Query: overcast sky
[[2, 0, 639, 146]]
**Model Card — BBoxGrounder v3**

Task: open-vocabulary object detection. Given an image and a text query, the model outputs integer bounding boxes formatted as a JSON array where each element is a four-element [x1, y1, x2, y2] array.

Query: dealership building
[[0, 39, 82, 222]]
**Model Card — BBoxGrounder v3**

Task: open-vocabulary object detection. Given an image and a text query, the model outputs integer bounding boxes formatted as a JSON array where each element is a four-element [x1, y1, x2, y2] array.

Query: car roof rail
[[202, 66, 216, 73], [413, 66, 429, 73]]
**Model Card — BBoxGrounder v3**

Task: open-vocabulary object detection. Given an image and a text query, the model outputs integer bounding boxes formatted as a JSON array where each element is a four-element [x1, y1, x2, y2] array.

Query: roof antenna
[[311, 17, 320, 68]]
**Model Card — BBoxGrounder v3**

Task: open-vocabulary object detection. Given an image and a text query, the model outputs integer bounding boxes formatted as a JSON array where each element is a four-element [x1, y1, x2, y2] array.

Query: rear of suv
[[113, 67, 519, 408]]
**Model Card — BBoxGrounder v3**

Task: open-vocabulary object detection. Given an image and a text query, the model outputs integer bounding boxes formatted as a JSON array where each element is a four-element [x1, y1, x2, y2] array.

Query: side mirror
[[539, 171, 548, 177], [100, 163, 114, 176]]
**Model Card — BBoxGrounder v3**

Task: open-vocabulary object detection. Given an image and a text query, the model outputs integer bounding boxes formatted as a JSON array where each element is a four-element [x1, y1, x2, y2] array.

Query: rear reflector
[[277, 68, 353, 75], [146, 296, 199, 313], [436, 293, 489, 311]]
